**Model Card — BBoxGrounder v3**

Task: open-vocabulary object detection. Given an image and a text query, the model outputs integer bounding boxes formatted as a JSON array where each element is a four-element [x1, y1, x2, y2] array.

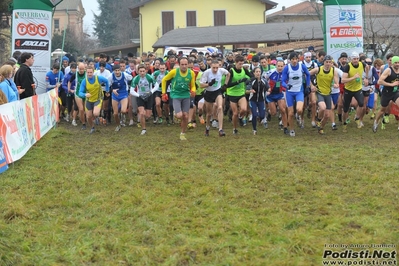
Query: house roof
[[129, 0, 278, 18], [152, 16, 399, 49], [55, 0, 85, 15], [268, 1, 322, 17], [268, 1, 399, 19], [256, 40, 325, 54], [90, 43, 140, 55], [152, 20, 324, 48]]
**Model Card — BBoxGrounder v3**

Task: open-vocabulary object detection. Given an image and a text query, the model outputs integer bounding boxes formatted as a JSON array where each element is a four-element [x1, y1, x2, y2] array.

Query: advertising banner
[[325, 5, 363, 62], [0, 89, 58, 171], [12, 9, 52, 95]]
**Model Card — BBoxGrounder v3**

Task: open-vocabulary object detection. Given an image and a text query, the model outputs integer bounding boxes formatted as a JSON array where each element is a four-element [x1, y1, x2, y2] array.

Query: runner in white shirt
[[200, 60, 230, 137]]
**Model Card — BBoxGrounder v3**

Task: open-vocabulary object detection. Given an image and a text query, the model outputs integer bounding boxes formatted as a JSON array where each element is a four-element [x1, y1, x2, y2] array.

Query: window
[[162, 11, 174, 35], [54, 19, 60, 30], [214, 10, 226, 26], [186, 11, 196, 27]]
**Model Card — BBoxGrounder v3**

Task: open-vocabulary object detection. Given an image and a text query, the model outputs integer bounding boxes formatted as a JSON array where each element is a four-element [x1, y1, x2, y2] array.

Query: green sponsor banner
[[13, 0, 54, 11], [321, 0, 365, 6]]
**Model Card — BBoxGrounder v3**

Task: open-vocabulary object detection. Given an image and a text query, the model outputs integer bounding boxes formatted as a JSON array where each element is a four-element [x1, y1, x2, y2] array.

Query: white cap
[[351, 51, 359, 58]]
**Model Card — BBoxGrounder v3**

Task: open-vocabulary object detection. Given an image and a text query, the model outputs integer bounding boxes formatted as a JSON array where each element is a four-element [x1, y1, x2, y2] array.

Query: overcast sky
[[81, 0, 303, 34]]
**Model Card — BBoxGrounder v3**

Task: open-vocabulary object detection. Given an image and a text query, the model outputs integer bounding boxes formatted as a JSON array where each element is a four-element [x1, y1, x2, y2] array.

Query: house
[[267, 1, 399, 23], [129, 0, 278, 54], [53, 0, 85, 38]]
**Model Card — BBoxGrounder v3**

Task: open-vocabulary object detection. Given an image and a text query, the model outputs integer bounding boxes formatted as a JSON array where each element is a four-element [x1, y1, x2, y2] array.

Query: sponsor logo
[[339, 10, 356, 21], [330, 41, 362, 49], [330, 26, 362, 38], [17, 23, 48, 37], [14, 11, 50, 20], [14, 39, 49, 51]]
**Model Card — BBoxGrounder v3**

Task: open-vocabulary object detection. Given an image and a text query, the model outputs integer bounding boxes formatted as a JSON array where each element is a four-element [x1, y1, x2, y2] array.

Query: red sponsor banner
[[330, 26, 363, 38]]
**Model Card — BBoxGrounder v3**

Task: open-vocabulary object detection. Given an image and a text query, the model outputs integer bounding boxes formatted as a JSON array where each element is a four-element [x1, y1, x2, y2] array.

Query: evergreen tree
[[93, 0, 140, 48]]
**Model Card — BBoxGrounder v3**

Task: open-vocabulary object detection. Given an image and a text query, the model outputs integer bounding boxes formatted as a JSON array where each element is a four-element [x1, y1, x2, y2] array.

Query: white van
[[163, 46, 219, 57]]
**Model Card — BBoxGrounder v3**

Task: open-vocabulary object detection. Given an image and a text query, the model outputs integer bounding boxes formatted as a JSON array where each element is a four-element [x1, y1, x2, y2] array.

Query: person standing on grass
[[62, 63, 77, 126], [340, 52, 369, 133], [110, 64, 133, 132], [311, 55, 339, 135], [131, 64, 156, 136], [246, 67, 268, 135], [78, 66, 110, 134], [0, 65, 18, 102], [226, 55, 253, 135], [162, 57, 196, 140], [264, 59, 289, 134], [95, 62, 112, 125], [360, 57, 379, 128], [373, 56, 399, 133], [301, 51, 319, 128], [70, 63, 87, 129], [281, 52, 311, 137], [152, 62, 169, 125], [200, 60, 230, 137], [14, 52, 35, 99]]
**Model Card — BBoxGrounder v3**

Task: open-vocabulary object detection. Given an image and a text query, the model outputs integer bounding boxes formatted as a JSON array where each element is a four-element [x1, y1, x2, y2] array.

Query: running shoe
[[158, 118, 163, 124], [284, 128, 289, 135], [332, 124, 338, 130], [381, 123, 386, 130], [115, 125, 121, 132], [129, 119, 134, 126], [318, 128, 325, 135], [211, 120, 218, 128], [81, 124, 86, 130], [233, 129, 238, 135], [248, 114, 253, 122], [373, 120, 378, 133], [311, 121, 317, 128], [253, 130, 257, 135], [89, 127, 95, 134], [199, 116, 205, 124], [345, 118, 350, 124], [219, 129, 226, 137], [278, 120, 283, 129], [205, 128, 209, 136], [384, 115, 390, 124], [140, 129, 147, 135], [153, 117, 158, 124], [137, 122, 141, 128], [343, 124, 347, 133], [263, 121, 268, 129], [188, 122, 194, 129], [180, 133, 187, 140], [242, 117, 247, 126], [370, 112, 375, 119], [290, 130, 296, 137], [356, 119, 362, 129], [72, 120, 77, 126]]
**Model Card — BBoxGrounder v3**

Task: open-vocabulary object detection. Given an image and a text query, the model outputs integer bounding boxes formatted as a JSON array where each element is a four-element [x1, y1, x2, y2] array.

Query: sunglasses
[[366, 61, 372, 65]]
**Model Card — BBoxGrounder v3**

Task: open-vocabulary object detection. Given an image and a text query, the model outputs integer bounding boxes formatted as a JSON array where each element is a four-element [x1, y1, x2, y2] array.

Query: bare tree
[[363, 10, 399, 59]]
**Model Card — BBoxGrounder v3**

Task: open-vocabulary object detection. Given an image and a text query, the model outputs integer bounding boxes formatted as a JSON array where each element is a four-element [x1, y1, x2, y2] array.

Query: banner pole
[[55, 7, 68, 129]]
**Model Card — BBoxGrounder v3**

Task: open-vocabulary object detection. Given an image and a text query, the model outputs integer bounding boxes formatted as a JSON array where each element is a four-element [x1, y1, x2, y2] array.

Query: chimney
[[282, 6, 285, 11]]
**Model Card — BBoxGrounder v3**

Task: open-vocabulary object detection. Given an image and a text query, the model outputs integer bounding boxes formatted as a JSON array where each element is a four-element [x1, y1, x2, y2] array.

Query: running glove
[[162, 93, 169, 102], [208, 78, 216, 86]]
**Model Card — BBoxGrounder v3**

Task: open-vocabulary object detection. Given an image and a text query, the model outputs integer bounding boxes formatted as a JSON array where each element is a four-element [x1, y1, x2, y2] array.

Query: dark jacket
[[248, 78, 268, 102], [14, 64, 35, 99]]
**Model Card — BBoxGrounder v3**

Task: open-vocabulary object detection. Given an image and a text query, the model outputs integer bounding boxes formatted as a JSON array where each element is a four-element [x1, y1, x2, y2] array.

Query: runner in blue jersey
[[109, 64, 133, 132], [281, 52, 311, 137], [263, 59, 289, 134]]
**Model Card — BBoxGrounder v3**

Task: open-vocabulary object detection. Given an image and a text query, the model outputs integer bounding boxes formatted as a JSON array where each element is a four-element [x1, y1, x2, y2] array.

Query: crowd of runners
[[1, 47, 399, 139]]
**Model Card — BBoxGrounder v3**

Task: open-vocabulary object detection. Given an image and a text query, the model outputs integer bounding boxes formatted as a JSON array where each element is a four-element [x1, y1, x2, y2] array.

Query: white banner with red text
[[12, 9, 53, 94], [325, 5, 363, 62]]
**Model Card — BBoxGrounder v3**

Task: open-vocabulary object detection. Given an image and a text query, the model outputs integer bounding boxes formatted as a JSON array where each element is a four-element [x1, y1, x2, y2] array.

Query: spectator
[[14, 52, 35, 99]]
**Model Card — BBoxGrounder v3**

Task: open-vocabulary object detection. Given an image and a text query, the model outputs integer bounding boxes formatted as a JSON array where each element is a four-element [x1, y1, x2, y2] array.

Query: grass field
[[1, 113, 398, 265]]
